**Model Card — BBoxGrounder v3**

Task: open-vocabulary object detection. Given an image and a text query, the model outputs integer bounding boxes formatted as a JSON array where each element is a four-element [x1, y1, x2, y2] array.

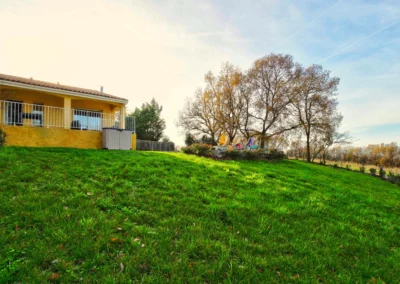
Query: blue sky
[[1, 0, 399, 145]]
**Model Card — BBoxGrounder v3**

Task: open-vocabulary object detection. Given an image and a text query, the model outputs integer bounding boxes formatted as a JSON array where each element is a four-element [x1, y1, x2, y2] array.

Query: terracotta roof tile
[[0, 73, 127, 103]]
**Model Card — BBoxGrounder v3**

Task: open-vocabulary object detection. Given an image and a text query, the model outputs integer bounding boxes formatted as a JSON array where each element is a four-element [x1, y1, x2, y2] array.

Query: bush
[[267, 149, 287, 160], [181, 146, 195, 155], [346, 165, 351, 171], [191, 143, 212, 156], [0, 128, 6, 147], [181, 145, 286, 161], [387, 172, 400, 186], [225, 149, 242, 160], [379, 167, 386, 179], [359, 166, 365, 173], [333, 164, 338, 168], [370, 168, 377, 175], [181, 143, 212, 157], [243, 150, 259, 160]]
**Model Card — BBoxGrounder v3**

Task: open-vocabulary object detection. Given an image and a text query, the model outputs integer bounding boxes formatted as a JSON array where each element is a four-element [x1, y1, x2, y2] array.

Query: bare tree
[[318, 115, 352, 164], [178, 54, 346, 155], [291, 64, 340, 162], [178, 65, 247, 145], [247, 53, 302, 148], [238, 70, 254, 140], [177, 86, 221, 145], [216, 62, 245, 143], [287, 129, 305, 159], [307, 114, 348, 162], [263, 133, 290, 151]]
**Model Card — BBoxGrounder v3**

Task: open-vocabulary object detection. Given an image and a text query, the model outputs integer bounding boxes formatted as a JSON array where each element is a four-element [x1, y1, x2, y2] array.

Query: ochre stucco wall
[[2, 125, 102, 149], [1, 88, 65, 107], [2, 125, 137, 150], [71, 99, 118, 114]]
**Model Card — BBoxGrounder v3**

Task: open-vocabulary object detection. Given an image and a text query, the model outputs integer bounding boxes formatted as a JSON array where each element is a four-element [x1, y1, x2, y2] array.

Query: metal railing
[[125, 116, 136, 134], [136, 139, 175, 151], [0, 100, 123, 131]]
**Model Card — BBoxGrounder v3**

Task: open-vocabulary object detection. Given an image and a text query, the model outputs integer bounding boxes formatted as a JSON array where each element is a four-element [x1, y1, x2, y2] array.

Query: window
[[73, 109, 102, 130]]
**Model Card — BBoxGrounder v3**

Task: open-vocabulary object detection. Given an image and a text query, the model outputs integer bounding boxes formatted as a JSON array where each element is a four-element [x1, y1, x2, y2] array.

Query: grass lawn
[[1, 147, 399, 283]]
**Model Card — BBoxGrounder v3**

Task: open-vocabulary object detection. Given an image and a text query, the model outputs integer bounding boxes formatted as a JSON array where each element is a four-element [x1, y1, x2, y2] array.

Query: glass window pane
[[32, 104, 43, 126], [73, 109, 102, 130]]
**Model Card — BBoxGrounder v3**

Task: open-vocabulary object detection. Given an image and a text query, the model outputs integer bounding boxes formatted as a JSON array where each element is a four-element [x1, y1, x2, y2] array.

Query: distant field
[[312, 159, 400, 175], [1, 147, 399, 283]]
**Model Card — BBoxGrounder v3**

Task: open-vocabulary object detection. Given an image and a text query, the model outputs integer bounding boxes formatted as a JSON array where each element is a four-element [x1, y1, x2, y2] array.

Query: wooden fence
[[136, 139, 175, 152]]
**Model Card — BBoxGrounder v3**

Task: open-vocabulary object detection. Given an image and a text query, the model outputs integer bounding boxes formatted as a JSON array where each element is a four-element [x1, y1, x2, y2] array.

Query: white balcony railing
[[0, 100, 123, 131]]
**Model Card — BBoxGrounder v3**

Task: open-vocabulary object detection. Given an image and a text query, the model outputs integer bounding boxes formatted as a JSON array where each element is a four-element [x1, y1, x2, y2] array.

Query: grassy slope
[[0, 147, 399, 283]]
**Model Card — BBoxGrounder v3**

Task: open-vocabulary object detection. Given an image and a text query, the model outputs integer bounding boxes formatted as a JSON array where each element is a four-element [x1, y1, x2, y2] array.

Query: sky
[[1, 0, 400, 146]]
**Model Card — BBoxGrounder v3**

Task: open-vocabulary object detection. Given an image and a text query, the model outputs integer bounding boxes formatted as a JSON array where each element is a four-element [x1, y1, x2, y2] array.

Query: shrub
[[379, 167, 386, 179], [346, 165, 351, 171], [0, 128, 6, 147], [181, 143, 212, 157], [225, 149, 242, 160], [387, 173, 400, 186], [191, 143, 212, 157], [267, 149, 287, 160], [386, 171, 400, 185], [181, 146, 195, 155], [181, 145, 286, 161], [243, 150, 259, 160], [359, 166, 365, 173], [370, 168, 377, 175], [333, 164, 338, 168]]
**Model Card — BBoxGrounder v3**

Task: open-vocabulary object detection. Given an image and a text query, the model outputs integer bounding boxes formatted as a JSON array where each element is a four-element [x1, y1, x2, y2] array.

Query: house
[[0, 73, 136, 149]]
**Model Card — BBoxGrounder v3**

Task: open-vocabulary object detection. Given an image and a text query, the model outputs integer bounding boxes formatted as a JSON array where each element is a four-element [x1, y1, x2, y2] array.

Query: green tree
[[130, 98, 166, 141], [184, 133, 196, 146], [161, 135, 171, 143]]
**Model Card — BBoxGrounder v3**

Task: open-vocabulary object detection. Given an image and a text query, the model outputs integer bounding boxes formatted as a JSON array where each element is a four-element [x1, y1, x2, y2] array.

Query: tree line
[[288, 142, 400, 168], [177, 53, 345, 162]]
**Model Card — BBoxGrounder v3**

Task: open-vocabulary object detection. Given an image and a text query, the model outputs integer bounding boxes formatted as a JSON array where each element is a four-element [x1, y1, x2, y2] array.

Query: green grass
[[0, 147, 399, 283]]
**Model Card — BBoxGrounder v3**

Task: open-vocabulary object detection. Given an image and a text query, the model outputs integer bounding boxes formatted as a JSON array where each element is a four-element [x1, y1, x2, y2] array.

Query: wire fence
[[136, 139, 175, 152]]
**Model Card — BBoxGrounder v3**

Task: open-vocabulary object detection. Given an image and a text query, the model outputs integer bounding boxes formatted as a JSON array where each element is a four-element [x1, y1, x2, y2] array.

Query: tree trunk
[[229, 134, 235, 145], [211, 133, 216, 146], [260, 133, 266, 149], [306, 132, 311, 162]]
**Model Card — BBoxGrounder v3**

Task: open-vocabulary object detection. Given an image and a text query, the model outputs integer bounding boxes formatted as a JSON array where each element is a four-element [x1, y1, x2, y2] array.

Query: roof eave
[[0, 79, 128, 105]]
